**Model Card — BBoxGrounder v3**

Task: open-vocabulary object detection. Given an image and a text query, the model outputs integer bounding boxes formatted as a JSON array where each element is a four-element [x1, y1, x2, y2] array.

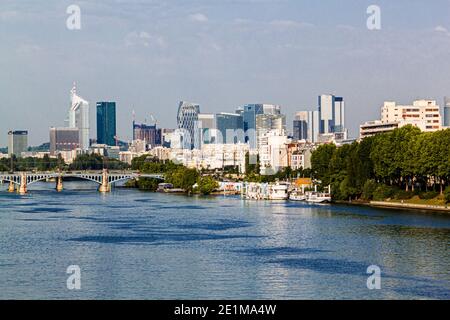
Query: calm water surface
[[0, 181, 449, 299]]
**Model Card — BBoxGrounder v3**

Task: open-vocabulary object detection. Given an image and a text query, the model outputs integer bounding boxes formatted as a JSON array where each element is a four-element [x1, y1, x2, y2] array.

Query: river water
[[0, 181, 449, 300]]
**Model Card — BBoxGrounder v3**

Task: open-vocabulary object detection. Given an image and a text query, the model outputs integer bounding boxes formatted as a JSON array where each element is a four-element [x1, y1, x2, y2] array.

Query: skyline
[[2, 0, 450, 145]]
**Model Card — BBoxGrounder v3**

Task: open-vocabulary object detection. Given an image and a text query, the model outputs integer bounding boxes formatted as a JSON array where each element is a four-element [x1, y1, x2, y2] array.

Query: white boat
[[289, 191, 306, 201], [305, 192, 331, 203], [268, 183, 289, 200], [305, 185, 332, 203]]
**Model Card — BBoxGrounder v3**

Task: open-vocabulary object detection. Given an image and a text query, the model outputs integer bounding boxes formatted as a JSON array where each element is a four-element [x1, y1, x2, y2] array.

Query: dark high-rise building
[[216, 113, 244, 144], [96, 102, 117, 146], [49, 127, 80, 156], [133, 122, 162, 148]]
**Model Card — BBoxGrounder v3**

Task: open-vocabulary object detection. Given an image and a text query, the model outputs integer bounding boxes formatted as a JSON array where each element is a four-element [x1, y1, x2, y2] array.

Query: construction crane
[[149, 114, 158, 126]]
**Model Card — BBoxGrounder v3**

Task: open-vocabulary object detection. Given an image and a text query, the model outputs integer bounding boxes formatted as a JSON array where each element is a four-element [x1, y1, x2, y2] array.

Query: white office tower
[[69, 84, 90, 150]]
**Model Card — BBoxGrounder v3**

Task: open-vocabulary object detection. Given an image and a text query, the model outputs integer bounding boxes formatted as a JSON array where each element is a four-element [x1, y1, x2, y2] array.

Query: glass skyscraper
[[444, 97, 450, 127], [96, 102, 117, 146], [216, 113, 244, 144], [177, 101, 200, 149], [243, 104, 281, 148]]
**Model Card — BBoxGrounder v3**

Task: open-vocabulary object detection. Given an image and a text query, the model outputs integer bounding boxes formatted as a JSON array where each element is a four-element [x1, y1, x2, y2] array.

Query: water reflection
[[0, 185, 449, 299]]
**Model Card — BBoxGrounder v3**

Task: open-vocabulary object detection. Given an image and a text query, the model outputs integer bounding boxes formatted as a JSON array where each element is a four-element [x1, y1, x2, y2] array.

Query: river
[[0, 181, 449, 299]]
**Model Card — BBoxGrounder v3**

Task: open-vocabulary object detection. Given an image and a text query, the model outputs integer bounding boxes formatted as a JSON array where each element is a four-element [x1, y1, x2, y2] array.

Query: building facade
[[256, 113, 286, 148], [96, 102, 117, 146], [242, 104, 281, 149], [177, 101, 200, 149], [197, 113, 216, 145], [133, 122, 162, 149], [216, 113, 244, 144], [49, 127, 80, 156], [293, 111, 319, 143], [318, 94, 346, 135], [8, 130, 28, 157], [359, 120, 400, 139], [381, 100, 442, 132]]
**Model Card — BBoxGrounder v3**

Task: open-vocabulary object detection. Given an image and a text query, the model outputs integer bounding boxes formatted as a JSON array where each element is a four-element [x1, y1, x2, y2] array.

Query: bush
[[361, 180, 378, 200], [373, 185, 396, 201], [136, 178, 160, 191], [394, 190, 414, 200], [419, 191, 439, 200], [197, 176, 219, 195], [444, 187, 450, 204]]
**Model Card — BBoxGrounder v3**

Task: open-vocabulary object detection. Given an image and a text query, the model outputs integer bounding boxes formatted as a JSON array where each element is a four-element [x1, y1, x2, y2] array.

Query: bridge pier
[[19, 173, 27, 195], [56, 176, 63, 192], [98, 169, 111, 193], [8, 181, 15, 193]]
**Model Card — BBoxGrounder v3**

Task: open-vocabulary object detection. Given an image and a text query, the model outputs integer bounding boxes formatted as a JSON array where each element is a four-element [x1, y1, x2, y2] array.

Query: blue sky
[[1, 0, 450, 145]]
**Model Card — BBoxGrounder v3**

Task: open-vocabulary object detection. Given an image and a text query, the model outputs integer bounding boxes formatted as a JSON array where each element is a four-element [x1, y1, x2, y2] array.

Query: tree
[[197, 176, 219, 195], [166, 167, 199, 193], [311, 144, 336, 185]]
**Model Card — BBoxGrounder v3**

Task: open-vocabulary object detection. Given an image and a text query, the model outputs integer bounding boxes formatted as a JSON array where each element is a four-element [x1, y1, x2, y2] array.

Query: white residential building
[[381, 100, 442, 132], [360, 99, 443, 139], [169, 143, 249, 173], [258, 130, 290, 175]]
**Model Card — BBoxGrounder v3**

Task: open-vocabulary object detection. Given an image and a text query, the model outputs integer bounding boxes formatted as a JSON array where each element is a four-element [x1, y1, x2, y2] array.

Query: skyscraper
[[216, 113, 244, 144], [96, 102, 117, 146], [318, 94, 346, 135], [242, 104, 280, 148], [444, 97, 450, 127], [177, 101, 200, 149], [69, 84, 90, 150], [293, 111, 319, 142], [8, 130, 28, 157]]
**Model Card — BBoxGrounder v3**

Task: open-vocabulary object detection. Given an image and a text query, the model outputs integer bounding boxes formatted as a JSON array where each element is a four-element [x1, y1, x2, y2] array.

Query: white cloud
[[434, 25, 450, 37], [0, 10, 18, 21], [189, 13, 208, 23], [269, 20, 314, 29], [124, 31, 167, 48], [435, 25, 448, 33]]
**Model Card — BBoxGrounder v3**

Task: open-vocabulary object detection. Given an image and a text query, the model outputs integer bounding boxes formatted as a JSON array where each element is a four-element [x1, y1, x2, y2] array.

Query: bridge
[[0, 170, 164, 194]]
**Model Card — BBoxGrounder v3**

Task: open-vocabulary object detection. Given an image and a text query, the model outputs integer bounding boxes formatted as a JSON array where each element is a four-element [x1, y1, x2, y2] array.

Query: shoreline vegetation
[[2, 126, 450, 215], [310, 126, 450, 211]]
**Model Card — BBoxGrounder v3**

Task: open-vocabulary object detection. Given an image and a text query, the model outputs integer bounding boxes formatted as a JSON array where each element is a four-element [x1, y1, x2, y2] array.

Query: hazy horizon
[[2, 0, 450, 146]]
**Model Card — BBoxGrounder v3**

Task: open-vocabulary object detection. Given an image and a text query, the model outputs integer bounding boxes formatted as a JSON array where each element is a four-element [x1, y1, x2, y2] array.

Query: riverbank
[[369, 201, 450, 213], [335, 199, 450, 214]]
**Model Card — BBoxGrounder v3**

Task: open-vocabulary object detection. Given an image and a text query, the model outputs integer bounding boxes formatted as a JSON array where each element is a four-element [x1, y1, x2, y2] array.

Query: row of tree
[[0, 154, 64, 172], [130, 155, 219, 195], [311, 126, 450, 201], [0, 154, 130, 172]]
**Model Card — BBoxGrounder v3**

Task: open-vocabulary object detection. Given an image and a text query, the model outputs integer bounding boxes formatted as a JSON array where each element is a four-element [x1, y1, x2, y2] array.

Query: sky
[[1, 0, 450, 146]]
